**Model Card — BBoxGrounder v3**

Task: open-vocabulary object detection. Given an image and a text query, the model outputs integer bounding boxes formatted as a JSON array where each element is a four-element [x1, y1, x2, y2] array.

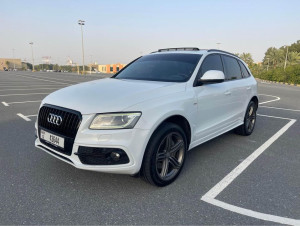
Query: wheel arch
[[147, 114, 192, 151], [250, 95, 259, 109]]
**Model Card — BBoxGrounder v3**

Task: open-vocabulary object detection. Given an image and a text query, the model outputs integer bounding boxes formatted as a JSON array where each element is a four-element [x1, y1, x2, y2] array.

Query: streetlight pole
[[29, 42, 35, 71], [216, 42, 221, 50], [267, 58, 270, 71], [78, 20, 85, 75], [12, 48, 16, 70], [284, 46, 289, 71]]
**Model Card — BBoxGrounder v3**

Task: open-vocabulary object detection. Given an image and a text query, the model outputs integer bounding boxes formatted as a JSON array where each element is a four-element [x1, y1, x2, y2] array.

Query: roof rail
[[157, 47, 200, 52], [207, 49, 238, 57]]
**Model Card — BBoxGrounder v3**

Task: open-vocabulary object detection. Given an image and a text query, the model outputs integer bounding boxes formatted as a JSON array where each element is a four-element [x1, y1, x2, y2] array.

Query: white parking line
[[0, 92, 49, 97], [0, 81, 39, 84], [15, 74, 77, 85], [17, 113, 37, 121], [257, 114, 296, 120], [201, 114, 299, 225], [20, 74, 79, 84], [0, 87, 59, 92], [27, 114, 38, 117], [258, 94, 280, 105], [201, 198, 299, 225], [2, 100, 42, 106], [15, 74, 73, 85], [0, 84, 66, 88], [0, 81, 66, 84], [260, 106, 300, 112]]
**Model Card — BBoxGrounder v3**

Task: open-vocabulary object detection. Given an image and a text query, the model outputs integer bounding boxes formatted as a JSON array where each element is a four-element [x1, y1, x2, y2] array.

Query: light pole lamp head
[[29, 42, 33, 45], [78, 20, 85, 25]]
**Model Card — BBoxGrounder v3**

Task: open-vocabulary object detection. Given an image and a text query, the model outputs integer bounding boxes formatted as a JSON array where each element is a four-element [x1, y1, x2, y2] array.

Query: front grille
[[38, 104, 82, 138], [38, 104, 82, 156]]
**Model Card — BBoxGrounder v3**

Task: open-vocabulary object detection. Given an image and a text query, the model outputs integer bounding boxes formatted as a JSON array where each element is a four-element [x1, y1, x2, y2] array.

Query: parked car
[[35, 48, 258, 186]]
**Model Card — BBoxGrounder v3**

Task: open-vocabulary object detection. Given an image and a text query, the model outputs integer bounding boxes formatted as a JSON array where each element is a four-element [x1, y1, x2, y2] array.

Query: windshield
[[115, 53, 202, 82]]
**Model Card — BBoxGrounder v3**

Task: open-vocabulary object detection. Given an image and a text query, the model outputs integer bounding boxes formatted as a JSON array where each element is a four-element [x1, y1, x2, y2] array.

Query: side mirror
[[198, 70, 225, 85]]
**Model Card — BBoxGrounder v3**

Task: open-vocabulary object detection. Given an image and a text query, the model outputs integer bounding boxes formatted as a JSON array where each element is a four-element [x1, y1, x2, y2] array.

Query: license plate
[[40, 130, 64, 148]]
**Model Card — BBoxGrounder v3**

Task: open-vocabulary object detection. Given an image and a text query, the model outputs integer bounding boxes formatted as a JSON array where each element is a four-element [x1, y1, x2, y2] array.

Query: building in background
[[88, 63, 99, 72], [98, 63, 126, 74], [0, 58, 22, 70]]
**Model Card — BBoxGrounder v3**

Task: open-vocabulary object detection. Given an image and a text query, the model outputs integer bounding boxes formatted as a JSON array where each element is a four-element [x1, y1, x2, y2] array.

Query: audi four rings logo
[[47, 113, 63, 126]]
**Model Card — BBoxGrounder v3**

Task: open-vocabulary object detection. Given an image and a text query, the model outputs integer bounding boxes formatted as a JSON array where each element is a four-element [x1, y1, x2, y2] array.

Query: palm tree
[[288, 51, 300, 65], [239, 53, 254, 66], [264, 47, 285, 68]]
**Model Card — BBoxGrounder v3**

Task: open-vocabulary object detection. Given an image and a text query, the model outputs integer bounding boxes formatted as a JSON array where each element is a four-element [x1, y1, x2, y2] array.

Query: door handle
[[224, 91, 231, 95], [246, 86, 251, 90]]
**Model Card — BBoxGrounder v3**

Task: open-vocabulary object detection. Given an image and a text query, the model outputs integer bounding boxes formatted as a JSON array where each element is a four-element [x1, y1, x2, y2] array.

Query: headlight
[[89, 112, 141, 130]]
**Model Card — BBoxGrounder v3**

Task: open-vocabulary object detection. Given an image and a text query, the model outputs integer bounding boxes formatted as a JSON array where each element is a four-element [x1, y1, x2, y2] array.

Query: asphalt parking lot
[[0, 71, 299, 225]]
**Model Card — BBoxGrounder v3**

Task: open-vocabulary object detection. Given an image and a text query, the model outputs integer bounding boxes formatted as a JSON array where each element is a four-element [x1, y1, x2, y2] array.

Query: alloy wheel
[[155, 132, 185, 181], [245, 104, 256, 133]]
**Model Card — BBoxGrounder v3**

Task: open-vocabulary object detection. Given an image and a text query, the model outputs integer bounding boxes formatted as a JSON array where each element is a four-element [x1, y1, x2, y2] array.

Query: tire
[[141, 122, 187, 187], [235, 100, 257, 136]]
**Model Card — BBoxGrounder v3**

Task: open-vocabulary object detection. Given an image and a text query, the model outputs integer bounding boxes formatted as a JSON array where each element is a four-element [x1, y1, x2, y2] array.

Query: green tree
[[248, 63, 263, 77], [288, 51, 300, 65], [289, 40, 300, 53], [263, 47, 284, 68], [239, 53, 254, 66]]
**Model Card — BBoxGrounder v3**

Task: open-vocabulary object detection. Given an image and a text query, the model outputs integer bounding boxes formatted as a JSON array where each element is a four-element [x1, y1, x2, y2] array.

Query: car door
[[193, 54, 233, 141], [238, 60, 254, 111], [221, 55, 246, 122]]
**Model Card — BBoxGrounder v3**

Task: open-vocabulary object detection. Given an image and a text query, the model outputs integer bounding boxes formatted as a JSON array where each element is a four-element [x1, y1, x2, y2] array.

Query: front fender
[[125, 88, 197, 147]]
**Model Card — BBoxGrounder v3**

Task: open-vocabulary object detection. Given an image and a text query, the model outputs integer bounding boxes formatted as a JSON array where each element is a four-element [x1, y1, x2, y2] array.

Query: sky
[[1, 0, 300, 65]]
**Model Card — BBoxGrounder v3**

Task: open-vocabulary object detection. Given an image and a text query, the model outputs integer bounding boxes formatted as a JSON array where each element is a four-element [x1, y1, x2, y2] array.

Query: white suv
[[35, 48, 258, 186]]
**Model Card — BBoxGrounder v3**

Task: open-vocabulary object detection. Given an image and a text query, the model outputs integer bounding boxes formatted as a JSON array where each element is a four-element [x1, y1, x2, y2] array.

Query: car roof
[[151, 50, 206, 55], [150, 48, 242, 61]]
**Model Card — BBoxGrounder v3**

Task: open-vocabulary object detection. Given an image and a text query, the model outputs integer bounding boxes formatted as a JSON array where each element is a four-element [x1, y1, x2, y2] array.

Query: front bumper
[[35, 114, 151, 175]]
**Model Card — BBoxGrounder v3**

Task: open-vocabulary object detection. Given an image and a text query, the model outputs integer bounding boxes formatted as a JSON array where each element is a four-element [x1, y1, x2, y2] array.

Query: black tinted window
[[222, 55, 242, 80], [115, 53, 202, 82], [200, 54, 223, 76], [238, 61, 250, 78]]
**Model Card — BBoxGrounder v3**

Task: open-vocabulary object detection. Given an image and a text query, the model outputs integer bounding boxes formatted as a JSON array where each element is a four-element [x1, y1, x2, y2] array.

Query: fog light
[[77, 147, 129, 165], [111, 152, 120, 161]]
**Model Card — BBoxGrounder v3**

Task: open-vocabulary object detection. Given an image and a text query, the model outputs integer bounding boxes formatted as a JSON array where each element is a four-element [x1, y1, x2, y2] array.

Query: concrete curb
[[255, 78, 300, 87]]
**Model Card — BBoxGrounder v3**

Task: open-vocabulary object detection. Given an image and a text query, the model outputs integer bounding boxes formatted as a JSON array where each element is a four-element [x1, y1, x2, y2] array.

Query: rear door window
[[222, 55, 242, 80]]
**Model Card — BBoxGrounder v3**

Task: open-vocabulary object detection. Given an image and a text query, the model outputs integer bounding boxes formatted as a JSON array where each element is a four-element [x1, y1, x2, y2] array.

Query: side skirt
[[188, 120, 243, 151]]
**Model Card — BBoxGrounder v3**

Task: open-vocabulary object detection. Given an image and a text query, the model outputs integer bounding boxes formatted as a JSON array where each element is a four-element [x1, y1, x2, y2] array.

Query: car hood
[[42, 78, 186, 114]]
